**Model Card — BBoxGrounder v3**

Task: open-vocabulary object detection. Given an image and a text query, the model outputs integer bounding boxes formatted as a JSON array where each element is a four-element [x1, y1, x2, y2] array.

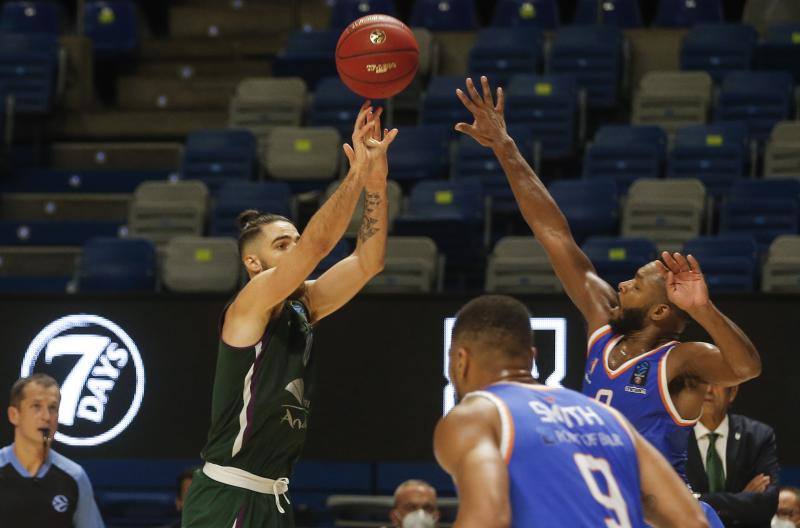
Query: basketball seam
[[336, 47, 420, 60]]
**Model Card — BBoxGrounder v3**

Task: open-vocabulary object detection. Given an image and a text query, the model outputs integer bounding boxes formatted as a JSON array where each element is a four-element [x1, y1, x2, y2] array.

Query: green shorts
[[182, 470, 295, 528]]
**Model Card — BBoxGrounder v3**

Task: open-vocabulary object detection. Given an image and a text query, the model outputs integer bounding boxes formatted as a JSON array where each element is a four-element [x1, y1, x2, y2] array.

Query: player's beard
[[609, 307, 647, 335]]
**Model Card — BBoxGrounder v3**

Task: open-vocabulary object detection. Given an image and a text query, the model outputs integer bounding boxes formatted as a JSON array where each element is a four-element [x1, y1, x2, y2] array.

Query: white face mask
[[771, 516, 795, 528], [402, 509, 436, 528]]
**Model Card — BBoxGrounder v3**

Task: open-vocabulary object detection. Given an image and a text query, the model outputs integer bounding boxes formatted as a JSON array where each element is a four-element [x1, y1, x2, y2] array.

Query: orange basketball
[[335, 14, 419, 99]]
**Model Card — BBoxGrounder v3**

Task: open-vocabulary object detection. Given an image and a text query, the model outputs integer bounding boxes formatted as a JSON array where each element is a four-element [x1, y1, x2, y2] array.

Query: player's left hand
[[660, 252, 710, 312], [345, 106, 398, 184]]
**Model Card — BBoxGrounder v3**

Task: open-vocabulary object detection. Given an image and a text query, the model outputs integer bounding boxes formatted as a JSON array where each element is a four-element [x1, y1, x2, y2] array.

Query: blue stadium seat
[[329, 0, 396, 30], [311, 239, 351, 279], [454, 125, 533, 214], [0, 168, 173, 193], [680, 24, 757, 83], [1, 1, 62, 34], [683, 235, 758, 292], [420, 76, 475, 130], [549, 178, 619, 243], [0, 276, 71, 292], [506, 74, 581, 159], [272, 30, 339, 90], [582, 236, 657, 287], [387, 125, 449, 190], [83, 1, 138, 58], [583, 125, 667, 193], [654, 0, 722, 27], [715, 71, 794, 144], [0, 220, 122, 245], [210, 181, 294, 238], [181, 129, 256, 192], [310, 77, 386, 137], [574, 0, 642, 28], [468, 27, 543, 85], [491, 0, 559, 29], [78, 238, 157, 292], [96, 491, 176, 527], [394, 179, 486, 285], [667, 123, 750, 198], [720, 179, 800, 250], [756, 24, 800, 82], [0, 33, 58, 114], [410, 0, 477, 30], [549, 25, 624, 109]]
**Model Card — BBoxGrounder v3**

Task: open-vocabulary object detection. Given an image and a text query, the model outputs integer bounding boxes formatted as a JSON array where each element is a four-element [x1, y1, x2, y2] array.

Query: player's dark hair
[[237, 209, 292, 256], [9, 374, 59, 408], [452, 295, 533, 360]]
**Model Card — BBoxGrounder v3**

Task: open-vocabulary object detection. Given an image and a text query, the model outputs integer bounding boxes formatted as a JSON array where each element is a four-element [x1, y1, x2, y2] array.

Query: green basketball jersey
[[201, 300, 314, 479]]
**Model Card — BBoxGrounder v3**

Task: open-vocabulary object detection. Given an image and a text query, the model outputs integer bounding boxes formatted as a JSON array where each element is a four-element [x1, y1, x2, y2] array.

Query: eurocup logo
[[21, 315, 145, 447]]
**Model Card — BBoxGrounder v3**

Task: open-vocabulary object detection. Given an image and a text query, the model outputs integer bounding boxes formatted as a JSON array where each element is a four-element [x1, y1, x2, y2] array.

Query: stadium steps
[[45, 111, 228, 140], [116, 77, 237, 111], [134, 59, 270, 80], [49, 142, 183, 171]]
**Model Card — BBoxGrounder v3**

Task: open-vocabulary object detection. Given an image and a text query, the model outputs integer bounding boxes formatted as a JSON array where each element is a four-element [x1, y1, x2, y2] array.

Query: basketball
[[335, 14, 419, 99]]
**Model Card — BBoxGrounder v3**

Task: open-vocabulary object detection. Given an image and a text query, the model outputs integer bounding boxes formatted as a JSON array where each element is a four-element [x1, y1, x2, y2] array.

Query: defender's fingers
[[480, 76, 494, 107]]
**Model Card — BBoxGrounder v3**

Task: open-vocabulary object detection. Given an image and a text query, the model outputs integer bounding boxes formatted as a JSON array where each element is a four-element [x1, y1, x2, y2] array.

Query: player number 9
[[574, 453, 632, 528]]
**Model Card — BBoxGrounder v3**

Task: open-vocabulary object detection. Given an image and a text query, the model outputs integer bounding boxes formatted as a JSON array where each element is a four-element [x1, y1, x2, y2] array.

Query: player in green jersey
[[183, 102, 397, 528]]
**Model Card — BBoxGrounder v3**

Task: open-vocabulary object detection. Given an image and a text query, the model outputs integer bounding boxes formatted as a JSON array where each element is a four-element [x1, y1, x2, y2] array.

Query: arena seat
[[632, 71, 713, 137], [0, 220, 123, 245], [583, 125, 667, 193], [506, 73, 583, 160], [654, 0, 722, 27], [162, 236, 240, 293], [0, 168, 171, 193], [715, 71, 795, 144], [720, 179, 800, 250], [486, 236, 562, 293], [622, 178, 706, 253], [181, 129, 257, 191], [128, 180, 209, 245], [78, 237, 157, 292], [263, 126, 341, 191], [229, 77, 307, 144], [743, 0, 800, 35], [764, 121, 800, 179], [762, 235, 800, 292], [364, 236, 442, 293], [549, 178, 619, 243], [0, 246, 79, 293], [420, 76, 474, 130], [0, 33, 59, 114], [667, 123, 750, 198], [272, 30, 339, 90], [491, 0, 560, 29], [386, 125, 449, 190], [680, 24, 758, 83], [574, 0, 643, 28], [409, 0, 478, 31], [581, 236, 657, 287], [83, 0, 139, 58], [96, 490, 176, 527], [1, 1, 62, 34], [550, 26, 624, 109], [210, 181, 294, 238], [467, 27, 543, 86], [310, 77, 386, 138], [329, 0, 396, 30], [684, 234, 759, 292], [311, 239, 352, 279], [755, 23, 800, 81]]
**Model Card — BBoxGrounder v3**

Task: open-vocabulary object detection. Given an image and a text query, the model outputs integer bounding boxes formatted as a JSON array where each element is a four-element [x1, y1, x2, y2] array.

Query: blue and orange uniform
[[467, 381, 646, 527]]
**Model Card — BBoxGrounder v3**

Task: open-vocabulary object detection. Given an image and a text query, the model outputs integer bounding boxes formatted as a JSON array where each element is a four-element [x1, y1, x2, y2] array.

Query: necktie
[[706, 432, 725, 492]]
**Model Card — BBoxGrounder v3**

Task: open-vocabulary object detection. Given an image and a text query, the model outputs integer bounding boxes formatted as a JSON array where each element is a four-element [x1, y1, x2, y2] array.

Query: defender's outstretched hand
[[659, 252, 710, 312], [454, 76, 509, 148]]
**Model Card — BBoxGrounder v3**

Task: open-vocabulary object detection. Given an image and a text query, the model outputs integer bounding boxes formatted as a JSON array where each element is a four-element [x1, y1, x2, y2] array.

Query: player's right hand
[[343, 100, 375, 169], [454, 76, 509, 148]]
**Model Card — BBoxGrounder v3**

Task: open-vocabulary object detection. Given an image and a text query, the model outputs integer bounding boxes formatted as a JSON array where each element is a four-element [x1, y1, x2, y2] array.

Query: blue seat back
[[310, 77, 386, 136], [549, 178, 619, 242], [421, 76, 475, 128], [655, 0, 722, 27], [720, 179, 800, 249], [273, 30, 339, 90], [0, 33, 58, 113], [491, 0, 559, 29], [405, 179, 484, 220], [387, 125, 450, 186], [680, 24, 757, 83], [211, 181, 294, 237], [0, 220, 123, 245], [79, 237, 157, 292], [182, 128, 256, 191], [468, 27, 543, 85], [84, 1, 138, 57], [410, 0, 477, 30], [506, 73, 579, 159], [583, 125, 666, 192], [0, 168, 174, 193], [329, 0, 396, 30], [715, 71, 794, 143], [312, 239, 351, 279], [574, 0, 642, 28], [756, 23, 800, 82], [683, 234, 758, 292], [1, 1, 61, 34], [550, 25, 623, 109], [582, 236, 657, 286]]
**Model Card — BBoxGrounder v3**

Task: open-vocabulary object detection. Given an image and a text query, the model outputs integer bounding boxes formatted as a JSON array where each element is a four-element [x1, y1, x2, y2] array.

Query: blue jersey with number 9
[[471, 382, 645, 528]]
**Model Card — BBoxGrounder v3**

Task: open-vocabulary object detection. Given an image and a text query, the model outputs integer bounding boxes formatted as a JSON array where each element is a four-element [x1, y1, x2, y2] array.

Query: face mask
[[771, 516, 795, 528], [402, 509, 436, 528]]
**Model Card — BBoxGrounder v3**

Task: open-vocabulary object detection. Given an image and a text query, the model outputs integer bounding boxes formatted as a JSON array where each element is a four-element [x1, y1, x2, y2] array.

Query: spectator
[[773, 487, 800, 527], [0, 374, 104, 528], [169, 468, 195, 528], [687, 383, 779, 527], [389, 479, 440, 528]]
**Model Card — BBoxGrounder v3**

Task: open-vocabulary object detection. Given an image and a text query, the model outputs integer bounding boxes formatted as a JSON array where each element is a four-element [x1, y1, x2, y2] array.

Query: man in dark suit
[[688, 383, 779, 527]]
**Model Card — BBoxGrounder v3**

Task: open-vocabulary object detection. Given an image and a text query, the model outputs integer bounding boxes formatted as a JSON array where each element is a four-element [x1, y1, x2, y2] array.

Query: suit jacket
[[687, 413, 780, 528]]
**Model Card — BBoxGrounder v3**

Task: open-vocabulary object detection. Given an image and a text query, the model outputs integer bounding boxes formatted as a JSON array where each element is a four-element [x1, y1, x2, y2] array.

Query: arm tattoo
[[358, 192, 382, 244]]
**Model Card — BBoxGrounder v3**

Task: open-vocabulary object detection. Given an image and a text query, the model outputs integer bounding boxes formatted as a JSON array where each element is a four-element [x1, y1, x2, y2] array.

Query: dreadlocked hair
[[236, 209, 292, 255]]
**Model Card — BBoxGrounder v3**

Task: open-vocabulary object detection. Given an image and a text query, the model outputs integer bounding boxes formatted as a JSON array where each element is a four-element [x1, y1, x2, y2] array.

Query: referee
[[0, 374, 105, 527]]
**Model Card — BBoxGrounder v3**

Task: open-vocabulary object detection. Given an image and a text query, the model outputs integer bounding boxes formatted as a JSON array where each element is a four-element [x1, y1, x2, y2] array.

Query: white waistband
[[202, 462, 291, 514]]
